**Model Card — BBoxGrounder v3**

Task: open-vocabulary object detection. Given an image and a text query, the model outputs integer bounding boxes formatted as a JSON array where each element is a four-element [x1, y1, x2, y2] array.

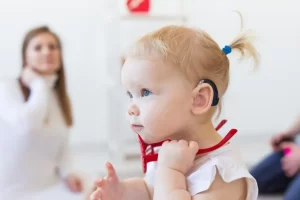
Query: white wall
[[0, 0, 300, 149]]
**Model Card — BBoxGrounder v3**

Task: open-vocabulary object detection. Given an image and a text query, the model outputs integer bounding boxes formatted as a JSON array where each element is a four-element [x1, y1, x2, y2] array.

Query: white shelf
[[120, 14, 188, 22]]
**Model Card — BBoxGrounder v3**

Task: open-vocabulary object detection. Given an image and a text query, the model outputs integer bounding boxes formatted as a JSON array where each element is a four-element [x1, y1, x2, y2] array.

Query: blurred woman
[[0, 26, 84, 199]]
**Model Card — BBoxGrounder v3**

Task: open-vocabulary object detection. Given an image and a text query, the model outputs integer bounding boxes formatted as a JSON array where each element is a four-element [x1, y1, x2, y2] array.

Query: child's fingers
[[106, 162, 117, 178], [90, 188, 102, 200], [95, 178, 104, 187], [189, 141, 199, 154]]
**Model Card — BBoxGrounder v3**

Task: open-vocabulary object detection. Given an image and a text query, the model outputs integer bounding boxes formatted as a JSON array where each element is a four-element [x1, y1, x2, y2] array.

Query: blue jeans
[[250, 152, 300, 200]]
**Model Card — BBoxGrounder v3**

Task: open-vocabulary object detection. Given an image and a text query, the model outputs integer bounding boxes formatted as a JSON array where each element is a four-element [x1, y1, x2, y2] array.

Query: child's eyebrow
[[123, 79, 147, 90]]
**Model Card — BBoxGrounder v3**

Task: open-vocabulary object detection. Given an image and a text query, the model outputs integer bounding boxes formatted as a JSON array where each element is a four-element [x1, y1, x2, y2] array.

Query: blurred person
[[0, 26, 85, 199], [251, 116, 300, 200]]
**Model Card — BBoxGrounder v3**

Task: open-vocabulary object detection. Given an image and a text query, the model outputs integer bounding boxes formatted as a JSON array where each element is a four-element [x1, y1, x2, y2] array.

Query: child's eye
[[127, 91, 133, 98], [142, 89, 152, 97]]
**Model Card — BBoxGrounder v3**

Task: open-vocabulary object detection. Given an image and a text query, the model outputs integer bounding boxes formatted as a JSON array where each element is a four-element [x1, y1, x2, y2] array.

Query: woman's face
[[25, 32, 61, 74]]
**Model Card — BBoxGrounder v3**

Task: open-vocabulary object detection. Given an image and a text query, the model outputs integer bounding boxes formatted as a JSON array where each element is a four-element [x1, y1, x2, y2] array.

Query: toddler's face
[[121, 58, 193, 144]]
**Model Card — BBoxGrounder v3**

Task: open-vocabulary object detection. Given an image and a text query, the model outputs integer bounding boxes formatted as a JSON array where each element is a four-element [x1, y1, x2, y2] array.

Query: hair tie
[[222, 45, 232, 55]]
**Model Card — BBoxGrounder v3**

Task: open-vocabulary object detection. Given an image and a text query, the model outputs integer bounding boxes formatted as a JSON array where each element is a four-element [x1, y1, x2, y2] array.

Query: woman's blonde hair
[[125, 15, 259, 117]]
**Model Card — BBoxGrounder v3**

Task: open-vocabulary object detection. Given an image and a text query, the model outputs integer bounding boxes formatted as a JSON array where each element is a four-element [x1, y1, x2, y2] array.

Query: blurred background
[[0, 0, 299, 199]]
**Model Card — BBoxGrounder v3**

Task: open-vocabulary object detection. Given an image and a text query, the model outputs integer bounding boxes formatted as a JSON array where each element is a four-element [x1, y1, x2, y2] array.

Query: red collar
[[138, 120, 237, 173]]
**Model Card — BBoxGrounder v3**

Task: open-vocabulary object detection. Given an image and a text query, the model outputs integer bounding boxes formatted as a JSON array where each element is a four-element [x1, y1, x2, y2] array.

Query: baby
[[90, 20, 259, 200]]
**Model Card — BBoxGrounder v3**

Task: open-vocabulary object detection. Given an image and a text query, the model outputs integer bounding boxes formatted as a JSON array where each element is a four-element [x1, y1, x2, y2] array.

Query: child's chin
[[140, 134, 165, 144]]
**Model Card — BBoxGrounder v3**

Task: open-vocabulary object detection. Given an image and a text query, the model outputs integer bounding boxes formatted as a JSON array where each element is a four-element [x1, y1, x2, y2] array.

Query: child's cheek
[[140, 102, 161, 126]]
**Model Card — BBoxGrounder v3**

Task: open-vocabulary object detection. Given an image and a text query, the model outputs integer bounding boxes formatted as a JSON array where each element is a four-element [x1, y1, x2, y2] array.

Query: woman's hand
[[280, 142, 300, 177], [21, 66, 58, 88], [65, 174, 83, 193], [270, 131, 294, 151], [21, 67, 41, 87]]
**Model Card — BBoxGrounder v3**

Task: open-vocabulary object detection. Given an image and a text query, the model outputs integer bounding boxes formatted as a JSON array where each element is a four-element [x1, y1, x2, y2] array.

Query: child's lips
[[131, 124, 144, 132]]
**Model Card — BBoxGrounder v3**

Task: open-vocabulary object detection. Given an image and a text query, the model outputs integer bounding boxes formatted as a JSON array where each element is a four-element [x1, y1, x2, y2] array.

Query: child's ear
[[191, 83, 214, 115]]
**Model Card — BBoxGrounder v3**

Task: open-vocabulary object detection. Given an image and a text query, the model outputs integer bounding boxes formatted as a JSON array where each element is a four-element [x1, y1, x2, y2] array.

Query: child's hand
[[158, 140, 199, 174], [90, 162, 123, 200]]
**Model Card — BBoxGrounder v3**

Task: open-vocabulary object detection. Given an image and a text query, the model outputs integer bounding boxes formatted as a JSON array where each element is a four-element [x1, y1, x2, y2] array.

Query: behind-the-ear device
[[198, 79, 219, 106]]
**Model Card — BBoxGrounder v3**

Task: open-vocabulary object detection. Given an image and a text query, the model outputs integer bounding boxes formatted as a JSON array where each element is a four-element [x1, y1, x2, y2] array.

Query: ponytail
[[228, 11, 259, 68], [229, 31, 259, 67]]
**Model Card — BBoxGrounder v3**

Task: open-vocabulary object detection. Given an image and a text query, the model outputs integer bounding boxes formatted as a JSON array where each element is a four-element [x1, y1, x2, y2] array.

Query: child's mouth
[[131, 124, 144, 132]]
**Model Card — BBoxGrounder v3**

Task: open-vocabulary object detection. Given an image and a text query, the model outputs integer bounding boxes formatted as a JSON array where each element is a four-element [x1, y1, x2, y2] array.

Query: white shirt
[[145, 143, 258, 200], [0, 77, 82, 199]]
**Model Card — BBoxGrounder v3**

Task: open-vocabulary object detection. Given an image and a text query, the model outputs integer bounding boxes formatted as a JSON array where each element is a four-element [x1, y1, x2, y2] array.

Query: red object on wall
[[126, 0, 150, 13]]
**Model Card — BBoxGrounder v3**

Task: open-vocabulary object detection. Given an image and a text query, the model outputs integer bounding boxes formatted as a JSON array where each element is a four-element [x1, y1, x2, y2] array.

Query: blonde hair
[[125, 17, 259, 118]]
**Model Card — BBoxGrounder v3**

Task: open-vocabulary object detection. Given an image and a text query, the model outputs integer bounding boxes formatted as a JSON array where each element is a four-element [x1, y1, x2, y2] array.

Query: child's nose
[[128, 104, 140, 116]]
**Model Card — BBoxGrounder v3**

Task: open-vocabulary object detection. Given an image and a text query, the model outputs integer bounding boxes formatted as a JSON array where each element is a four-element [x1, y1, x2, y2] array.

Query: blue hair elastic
[[222, 45, 232, 55]]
